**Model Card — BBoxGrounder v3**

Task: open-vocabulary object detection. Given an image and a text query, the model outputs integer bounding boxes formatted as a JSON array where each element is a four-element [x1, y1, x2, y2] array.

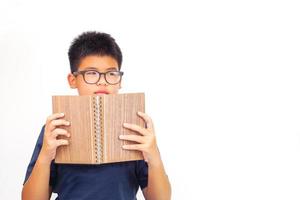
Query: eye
[[108, 71, 119, 76], [85, 71, 98, 76]]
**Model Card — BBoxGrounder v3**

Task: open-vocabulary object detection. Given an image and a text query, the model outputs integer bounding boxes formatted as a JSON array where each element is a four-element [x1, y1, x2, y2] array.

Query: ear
[[67, 73, 77, 89]]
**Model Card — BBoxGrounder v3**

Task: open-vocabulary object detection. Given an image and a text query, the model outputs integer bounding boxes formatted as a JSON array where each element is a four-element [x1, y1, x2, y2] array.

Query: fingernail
[[119, 135, 124, 139], [67, 121, 70, 125], [61, 113, 65, 116], [123, 123, 128, 126]]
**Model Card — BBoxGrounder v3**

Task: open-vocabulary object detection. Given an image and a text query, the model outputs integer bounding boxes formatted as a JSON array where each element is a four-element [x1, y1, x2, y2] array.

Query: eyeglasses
[[73, 70, 124, 85]]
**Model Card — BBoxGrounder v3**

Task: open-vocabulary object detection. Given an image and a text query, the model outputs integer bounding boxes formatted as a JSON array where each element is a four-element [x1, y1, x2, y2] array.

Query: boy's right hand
[[39, 113, 71, 164]]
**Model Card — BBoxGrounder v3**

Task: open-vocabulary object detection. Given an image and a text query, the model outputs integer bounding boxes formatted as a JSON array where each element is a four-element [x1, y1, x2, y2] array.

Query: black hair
[[68, 31, 122, 73]]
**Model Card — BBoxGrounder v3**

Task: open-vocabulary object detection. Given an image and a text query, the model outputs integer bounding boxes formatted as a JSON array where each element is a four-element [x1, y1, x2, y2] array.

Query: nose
[[96, 74, 107, 85]]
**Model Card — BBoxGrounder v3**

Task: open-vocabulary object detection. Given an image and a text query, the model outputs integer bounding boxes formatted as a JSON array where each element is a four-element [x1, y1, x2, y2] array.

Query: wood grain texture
[[103, 93, 145, 163], [52, 95, 94, 164], [52, 93, 145, 164]]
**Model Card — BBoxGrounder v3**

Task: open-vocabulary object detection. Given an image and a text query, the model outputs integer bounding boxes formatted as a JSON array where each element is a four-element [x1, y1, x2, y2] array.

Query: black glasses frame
[[73, 70, 124, 85]]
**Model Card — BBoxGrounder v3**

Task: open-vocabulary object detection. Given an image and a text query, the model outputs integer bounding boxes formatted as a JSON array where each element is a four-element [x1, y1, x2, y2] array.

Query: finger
[[137, 112, 154, 130], [123, 123, 148, 136], [51, 128, 70, 138], [48, 119, 70, 131], [55, 139, 69, 147], [122, 144, 144, 151], [46, 113, 65, 124], [119, 134, 145, 144]]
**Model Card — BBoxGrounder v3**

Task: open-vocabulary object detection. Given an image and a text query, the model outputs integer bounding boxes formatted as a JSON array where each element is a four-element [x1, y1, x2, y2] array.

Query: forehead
[[78, 55, 119, 71]]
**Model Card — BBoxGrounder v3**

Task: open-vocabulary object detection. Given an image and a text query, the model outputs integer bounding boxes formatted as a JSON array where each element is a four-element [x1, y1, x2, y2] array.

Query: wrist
[[37, 150, 53, 165], [147, 148, 163, 167]]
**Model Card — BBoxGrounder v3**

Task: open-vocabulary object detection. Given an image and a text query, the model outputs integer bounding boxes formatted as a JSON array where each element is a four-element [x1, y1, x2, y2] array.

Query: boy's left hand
[[119, 111, 161, 164]]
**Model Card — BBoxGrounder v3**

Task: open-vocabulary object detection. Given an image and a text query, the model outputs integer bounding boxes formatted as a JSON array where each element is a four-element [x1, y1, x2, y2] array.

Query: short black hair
[[68, 31, 122, 73]]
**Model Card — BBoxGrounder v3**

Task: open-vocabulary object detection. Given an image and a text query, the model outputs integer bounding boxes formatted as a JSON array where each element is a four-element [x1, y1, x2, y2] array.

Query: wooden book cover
[[52, 93, 145, 164]]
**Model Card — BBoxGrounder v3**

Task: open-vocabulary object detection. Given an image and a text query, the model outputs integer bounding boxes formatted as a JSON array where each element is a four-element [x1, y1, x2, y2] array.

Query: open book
[[52, 93, 145, 164]]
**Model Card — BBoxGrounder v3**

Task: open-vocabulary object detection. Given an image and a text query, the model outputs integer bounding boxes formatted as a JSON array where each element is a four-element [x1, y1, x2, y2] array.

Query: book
[[52, 93, 145, 164]]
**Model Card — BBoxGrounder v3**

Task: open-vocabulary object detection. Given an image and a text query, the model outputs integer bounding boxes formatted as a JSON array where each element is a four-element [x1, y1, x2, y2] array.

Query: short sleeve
[[23, 125, 56, 186], [135, 160, 148, 189]]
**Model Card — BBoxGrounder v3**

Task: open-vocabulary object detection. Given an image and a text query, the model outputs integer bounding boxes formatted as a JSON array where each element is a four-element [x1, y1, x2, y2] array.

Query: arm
[[141, 149, 171, 200], [22, 156, 52, 200], [120, 112, 171, 200], [22, 113, 70, 200]]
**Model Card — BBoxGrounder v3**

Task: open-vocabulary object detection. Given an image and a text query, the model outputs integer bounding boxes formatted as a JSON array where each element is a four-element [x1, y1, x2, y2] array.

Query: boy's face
[[67, 55, 121, 95]]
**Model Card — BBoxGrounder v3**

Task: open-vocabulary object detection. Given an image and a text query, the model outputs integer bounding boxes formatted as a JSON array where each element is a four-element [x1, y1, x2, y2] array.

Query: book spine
[[93, 96, 103, 163]]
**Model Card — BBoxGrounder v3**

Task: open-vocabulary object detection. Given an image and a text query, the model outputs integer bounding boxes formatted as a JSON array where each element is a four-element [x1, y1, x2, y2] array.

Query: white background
[[0, 0, 300, 199]]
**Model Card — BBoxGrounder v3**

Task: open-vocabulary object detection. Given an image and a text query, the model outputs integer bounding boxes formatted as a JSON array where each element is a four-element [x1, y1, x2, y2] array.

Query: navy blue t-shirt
[[23, 126, 148, 200]]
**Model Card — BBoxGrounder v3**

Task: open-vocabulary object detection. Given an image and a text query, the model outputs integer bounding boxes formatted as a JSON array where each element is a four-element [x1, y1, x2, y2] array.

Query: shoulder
[[35, 125, 46, 145], [23, 124, 48, 185]]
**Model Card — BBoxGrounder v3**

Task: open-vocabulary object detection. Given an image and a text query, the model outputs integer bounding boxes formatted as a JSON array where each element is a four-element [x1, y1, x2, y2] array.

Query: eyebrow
[[84, 67, 118, 71]]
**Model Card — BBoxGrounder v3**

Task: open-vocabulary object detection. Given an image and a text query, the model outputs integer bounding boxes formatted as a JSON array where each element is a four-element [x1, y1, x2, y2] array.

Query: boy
[[22, 31, 171, 200]]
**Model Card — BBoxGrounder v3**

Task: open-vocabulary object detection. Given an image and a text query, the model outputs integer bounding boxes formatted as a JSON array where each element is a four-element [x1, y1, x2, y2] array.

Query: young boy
[[22, 31, 171, 200]]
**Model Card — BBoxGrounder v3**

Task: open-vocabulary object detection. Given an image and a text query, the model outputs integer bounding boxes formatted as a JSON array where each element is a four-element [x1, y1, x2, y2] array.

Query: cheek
[[76, 81, 95, 95], [77, 86, 92, 95], [109, 84, 121, 94]]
